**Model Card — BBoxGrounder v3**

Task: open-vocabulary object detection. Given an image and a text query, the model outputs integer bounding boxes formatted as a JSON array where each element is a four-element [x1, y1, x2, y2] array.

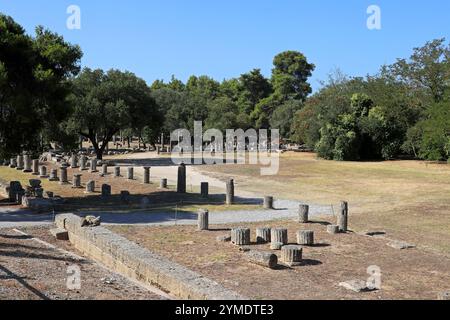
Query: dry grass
[[197, 152, 450, 255]]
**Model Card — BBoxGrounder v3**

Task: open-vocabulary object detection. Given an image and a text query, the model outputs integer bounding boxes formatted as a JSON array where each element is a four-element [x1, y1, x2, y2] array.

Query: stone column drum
[[23, 155, 32, 173], [16, 155, 24, 170], [10, 158, 17, 168], [200, 182, 209, 198], [80, 156, 88, 171], [73, 174, 82, 188], [59, 167, 68, 184], [102, 164, 108, 176], [143, 167, 150, 184], [39, 166, 48, 178], [127, 167, 134, 180], [85, 180, 95, 193]]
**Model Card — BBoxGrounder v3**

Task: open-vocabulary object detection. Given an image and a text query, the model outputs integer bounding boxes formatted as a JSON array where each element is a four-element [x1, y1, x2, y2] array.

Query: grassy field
[[198, 152, 450, 255]]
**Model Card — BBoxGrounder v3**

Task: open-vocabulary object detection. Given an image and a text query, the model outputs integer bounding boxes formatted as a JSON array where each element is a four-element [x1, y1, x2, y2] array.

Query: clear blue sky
[[1, 0, 449, 91]]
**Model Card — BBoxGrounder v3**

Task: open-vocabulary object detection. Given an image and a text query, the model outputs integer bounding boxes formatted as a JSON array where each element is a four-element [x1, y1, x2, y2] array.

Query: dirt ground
[[0, 225, 166, 300], [109, 216, 450, 300]]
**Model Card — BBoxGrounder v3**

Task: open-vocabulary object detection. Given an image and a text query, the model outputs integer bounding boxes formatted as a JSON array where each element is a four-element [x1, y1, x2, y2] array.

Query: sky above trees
[[1, 0, 449, 91]]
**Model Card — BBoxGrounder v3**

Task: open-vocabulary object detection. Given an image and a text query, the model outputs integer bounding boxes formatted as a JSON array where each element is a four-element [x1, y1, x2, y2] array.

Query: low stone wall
[[55, 214, 245, 300], [0, 181, 9, 199]]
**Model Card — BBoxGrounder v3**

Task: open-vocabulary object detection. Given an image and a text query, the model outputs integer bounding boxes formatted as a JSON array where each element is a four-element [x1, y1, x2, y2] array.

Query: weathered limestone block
[[101, 184, 111, 198], [244, 250, 278, 269], [143, 167, 150, 184], [32, 159, 39, 175], [298, 204, 309, 223], [256, 227, 271, 244], [127, 167, 134, 180], [59, 167, 68, 185], [200, 182, 209, 198], [160, 178, 167, 189], [49, 169, 58, 181], [72, 174, 82, 188], [297, 230, 314, 246], [337, 201, 348, 232], [271, 228, 288, 245], [16, 155, 24, 170], [50, 228, 69, 241], [226, 179, 234, 205], [177, 163, 186, 193], [85, 180, 95, 193], [197, 209, 209, 231], [231, 227, 251, 246], [281, 245, 303, 266], [23, 154, 32, 172], [327, 224, 340, 234], [39, 166, 48, 178]]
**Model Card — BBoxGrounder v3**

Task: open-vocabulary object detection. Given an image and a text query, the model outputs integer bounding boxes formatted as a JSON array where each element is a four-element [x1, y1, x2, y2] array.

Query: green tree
[[67, 68, 160, 159]]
